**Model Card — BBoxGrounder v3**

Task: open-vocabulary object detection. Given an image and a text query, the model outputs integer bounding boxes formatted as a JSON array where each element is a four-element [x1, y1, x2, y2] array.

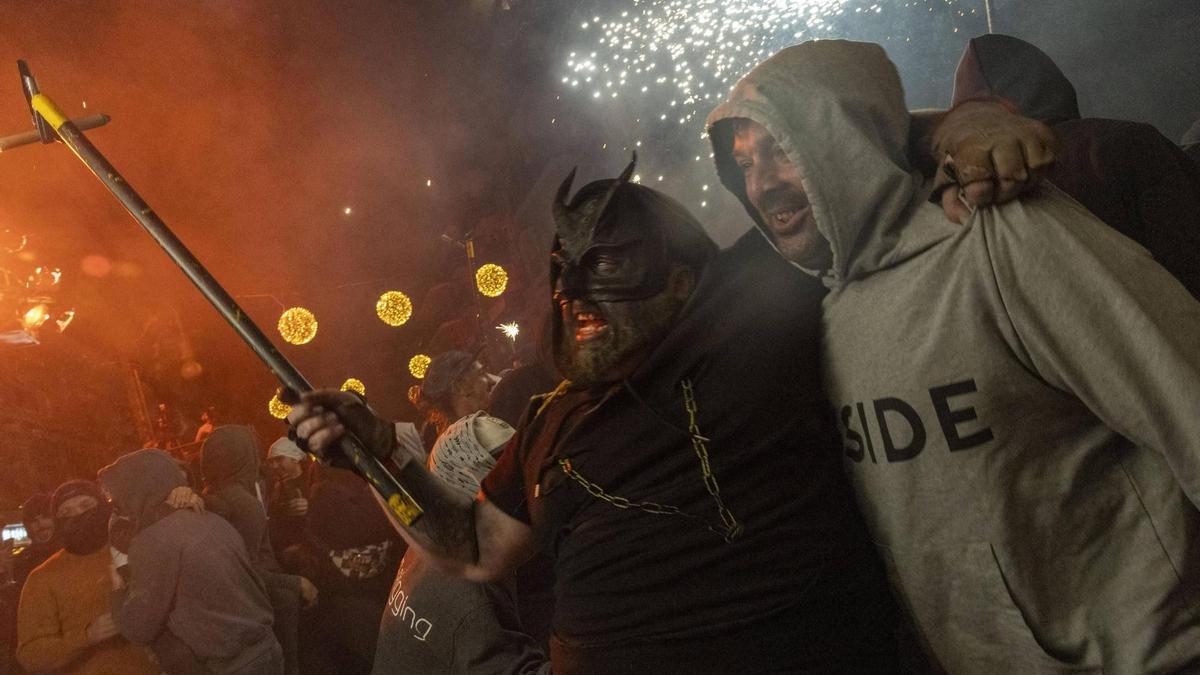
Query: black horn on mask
[[553, 153, 637, 258]]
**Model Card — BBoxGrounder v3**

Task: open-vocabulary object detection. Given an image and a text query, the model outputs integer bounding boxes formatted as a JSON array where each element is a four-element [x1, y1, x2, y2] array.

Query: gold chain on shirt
[[553, 379, 744, 543]]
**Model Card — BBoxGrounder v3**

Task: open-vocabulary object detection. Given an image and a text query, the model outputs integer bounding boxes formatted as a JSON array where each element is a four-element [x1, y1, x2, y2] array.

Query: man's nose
[[747, 157, 781, 200]]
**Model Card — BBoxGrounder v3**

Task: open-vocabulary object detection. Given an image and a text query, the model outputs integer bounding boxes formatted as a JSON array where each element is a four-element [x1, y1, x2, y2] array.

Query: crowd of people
[[2, 34, 1199, 674]]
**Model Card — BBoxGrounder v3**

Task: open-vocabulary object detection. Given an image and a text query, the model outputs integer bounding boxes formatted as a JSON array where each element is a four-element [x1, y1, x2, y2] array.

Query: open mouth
[[574, 311, 609, 342], [767, 203, 811, 236]]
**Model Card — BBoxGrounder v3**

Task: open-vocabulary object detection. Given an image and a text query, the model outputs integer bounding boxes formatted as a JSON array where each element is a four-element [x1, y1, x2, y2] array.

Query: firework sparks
[[563, 0, 853, 128]]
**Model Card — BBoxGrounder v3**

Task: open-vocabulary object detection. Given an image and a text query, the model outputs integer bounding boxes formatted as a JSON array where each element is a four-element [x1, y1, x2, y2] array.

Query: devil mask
[[550, 155, 718, 383]]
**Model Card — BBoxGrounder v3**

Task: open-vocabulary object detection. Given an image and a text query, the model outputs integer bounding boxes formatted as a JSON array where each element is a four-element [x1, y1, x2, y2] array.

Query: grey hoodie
[[100, 450, 281, 674], [708, 40, 1200, 673]]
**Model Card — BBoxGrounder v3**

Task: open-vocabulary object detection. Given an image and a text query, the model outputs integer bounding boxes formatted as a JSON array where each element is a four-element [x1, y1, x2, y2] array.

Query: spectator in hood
[[373, 415, 547, 675], [1182, 118, 1200, 166], [14, 494, 57, 586], [949, 33, 1200, 296], [202, 425, 315, 675], [100, 449, 281, 674], [16, 480, 157, 675]]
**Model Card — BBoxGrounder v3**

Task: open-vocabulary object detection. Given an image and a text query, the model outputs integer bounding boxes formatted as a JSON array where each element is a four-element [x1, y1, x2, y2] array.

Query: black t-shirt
[[481, 231, 896, 669]]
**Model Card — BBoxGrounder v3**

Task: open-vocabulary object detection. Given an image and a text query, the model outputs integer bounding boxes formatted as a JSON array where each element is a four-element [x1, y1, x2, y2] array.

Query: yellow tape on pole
[[30, 93, 69, 130]]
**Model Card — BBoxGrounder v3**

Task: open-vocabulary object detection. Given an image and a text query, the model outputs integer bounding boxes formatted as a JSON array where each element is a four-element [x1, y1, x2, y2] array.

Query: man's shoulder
[[23, 547, 68, 581]]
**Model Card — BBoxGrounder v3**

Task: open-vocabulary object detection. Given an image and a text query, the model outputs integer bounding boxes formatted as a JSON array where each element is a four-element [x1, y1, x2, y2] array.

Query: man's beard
[[555, 289, 687, 385]]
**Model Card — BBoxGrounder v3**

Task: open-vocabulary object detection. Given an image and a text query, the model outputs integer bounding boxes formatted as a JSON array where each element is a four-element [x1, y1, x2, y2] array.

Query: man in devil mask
[[15, 480, 158, 675], [289, 156, 898, 672]]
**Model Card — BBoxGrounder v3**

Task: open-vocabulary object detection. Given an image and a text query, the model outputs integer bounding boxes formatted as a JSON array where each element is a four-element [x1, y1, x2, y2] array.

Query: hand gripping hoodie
[[708, 40, 1200, 674], [952, 34, 1200, 299]]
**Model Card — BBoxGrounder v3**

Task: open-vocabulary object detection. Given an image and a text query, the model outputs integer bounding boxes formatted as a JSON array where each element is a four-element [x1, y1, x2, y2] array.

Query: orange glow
[[21, 304, 50, 330]]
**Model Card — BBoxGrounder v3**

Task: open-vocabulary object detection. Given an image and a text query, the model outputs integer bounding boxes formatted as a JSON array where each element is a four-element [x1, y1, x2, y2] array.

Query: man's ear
[[667, 265, 698, 303]]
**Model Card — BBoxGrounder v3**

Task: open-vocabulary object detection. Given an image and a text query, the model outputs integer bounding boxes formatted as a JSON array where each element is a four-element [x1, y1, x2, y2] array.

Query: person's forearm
[[378, 459, 480, 570]]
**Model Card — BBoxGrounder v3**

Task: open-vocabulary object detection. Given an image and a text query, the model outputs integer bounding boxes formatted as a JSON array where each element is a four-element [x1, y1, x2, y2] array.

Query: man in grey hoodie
[[708, 40, 1200, 673], [99, 449, 282, 674]]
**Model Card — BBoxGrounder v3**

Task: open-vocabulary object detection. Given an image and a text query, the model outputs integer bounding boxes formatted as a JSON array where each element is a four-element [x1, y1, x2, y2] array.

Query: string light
[[409, 354, 432, 379], [375, 290, 413, 326], [277, 307, 318, 345], [475, 264, 509, 298], [341, 378, 366, 396], [268, 393, 291, 419]]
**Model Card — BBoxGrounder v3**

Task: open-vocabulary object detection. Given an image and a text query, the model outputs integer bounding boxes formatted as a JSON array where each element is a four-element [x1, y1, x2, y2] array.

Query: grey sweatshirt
[[100, 450, 281, 675], [708, 40, 1200, 673]]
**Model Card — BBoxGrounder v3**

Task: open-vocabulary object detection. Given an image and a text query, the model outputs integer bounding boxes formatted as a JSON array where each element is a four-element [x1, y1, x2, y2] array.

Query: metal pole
[[984, 0, 994, 33], [20, 66, 422, 525]]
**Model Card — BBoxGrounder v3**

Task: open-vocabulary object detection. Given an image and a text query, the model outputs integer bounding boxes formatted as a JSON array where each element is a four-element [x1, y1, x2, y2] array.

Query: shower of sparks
[[563, 0, 855, 128], [497, 322, 520, 340], [557, 0, 987, 215]]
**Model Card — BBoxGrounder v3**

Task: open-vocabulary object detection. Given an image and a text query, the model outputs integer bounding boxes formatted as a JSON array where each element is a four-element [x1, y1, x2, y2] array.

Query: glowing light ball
[[376, 291, 413, 327], [475, 263, 508, 298], [341, 378, 366, 396], [497, 322, 520, 340], [180, 360, 204, 380], [268, 393, 292, 419], [409, 354, 432, 379], [278, 307, 318, 345]]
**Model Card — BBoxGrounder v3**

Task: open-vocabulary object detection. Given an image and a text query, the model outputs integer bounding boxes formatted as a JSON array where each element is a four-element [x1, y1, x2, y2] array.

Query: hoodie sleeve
[[111, 530, 181, 644], [983, 187, 1200, 504], [15, 567, 92, 671], [1123, 124, 1200, 297]]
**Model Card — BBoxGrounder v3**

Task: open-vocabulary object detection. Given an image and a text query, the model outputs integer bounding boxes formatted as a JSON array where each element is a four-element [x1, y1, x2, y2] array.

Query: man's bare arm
[[291, 390, 533, 581]]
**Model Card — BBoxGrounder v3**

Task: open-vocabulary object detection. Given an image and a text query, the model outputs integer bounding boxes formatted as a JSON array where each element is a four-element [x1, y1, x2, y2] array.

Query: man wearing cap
[[266, 436, 314, 556], [16, 480, 157, 674]]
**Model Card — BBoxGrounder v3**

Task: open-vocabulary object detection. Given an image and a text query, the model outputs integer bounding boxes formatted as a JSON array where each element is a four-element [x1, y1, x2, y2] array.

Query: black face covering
[[58, 503, 112, 555]]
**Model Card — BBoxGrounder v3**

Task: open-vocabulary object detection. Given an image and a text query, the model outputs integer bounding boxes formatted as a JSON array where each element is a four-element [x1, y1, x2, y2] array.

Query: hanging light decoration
[[475, 263, 508, 298], [375, 290, 413, 327], [268, 392, 292, 419], [341, 377, 366, 396], [277, 307, 318, 345], [408, 353, 432, 379]]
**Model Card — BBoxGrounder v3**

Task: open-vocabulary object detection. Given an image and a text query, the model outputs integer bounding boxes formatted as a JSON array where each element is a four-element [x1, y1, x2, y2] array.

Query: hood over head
[[707, 39, 930, 285], [952, 33, 1080, 124], [98, 450, 186, 524], [201, 425, 262, 492]]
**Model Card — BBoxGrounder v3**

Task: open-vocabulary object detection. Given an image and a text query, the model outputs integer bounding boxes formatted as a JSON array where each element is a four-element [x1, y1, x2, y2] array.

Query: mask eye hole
[[589, 255, 621, 276]]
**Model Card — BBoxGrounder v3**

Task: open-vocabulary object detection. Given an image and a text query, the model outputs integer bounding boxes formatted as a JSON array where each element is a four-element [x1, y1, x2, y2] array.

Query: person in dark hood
[[202, 426, 314, 675], [708, 39, 1200, 672], [13, 494, 57, 586], [16, 480, 157, 675], [288, 156, 900, 673], [100, 449, 281, 674], [949, 33, 1200, 296]]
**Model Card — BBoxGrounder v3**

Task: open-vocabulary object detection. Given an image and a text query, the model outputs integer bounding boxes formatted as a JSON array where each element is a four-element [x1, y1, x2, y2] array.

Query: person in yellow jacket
[[16, 479, 157, 674]]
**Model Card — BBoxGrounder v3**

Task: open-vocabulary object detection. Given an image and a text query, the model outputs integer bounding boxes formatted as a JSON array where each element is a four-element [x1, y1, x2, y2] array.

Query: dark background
[[1, 0, 1196, 507]]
